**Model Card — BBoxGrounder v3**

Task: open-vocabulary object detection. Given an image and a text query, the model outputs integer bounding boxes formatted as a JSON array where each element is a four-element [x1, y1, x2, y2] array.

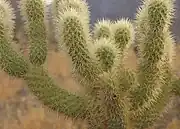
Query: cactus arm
[[130, 1, 175, 128], [0, 36, 29, 77], [130, 0, 174, 110], [133, 3, 148, 58], [132, 53, 173, 129], [0, 1, 29, 77], [54, 0, 90, 20], [52, 0, 90, 19], [133, 44, 173, 129], [19, 0, 48, 66], [107, 19, 136, 96], [57, 8, 102, 94], [25, 66, 88, 119], [88, 19, 135, 129], [0, 0, 15, 43], [0, 34, 87, 119]]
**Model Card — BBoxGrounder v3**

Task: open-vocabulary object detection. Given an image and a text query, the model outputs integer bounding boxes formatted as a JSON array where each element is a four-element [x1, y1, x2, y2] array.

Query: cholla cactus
[[0, 0, 179, 129]]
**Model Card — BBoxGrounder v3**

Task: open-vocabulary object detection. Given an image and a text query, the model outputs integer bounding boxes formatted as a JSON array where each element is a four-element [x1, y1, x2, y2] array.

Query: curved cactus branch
[[109, 19, 136, 98], [25, 66, 88, 119]]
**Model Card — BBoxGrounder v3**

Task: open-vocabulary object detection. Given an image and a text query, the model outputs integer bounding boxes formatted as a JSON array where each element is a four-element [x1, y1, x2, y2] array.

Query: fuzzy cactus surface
[[0, 0, 180, 129]]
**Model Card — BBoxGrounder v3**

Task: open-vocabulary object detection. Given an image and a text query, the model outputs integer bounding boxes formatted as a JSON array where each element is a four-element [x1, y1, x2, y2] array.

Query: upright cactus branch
[[0, 0, 29, 77], [0, 0, 15, 43], [57, 8, 102, 94], [109, 19, 136, 97], [19, 0, 48, 66], [131, 0, 174, 109], [130, 0, 175, 128], [52, 0, 89, 20]]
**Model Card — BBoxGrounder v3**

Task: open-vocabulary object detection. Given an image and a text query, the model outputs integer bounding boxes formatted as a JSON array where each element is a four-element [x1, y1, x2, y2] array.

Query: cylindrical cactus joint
[[0, 0, 29, 77], [57, 8, 101, 92], [130, 1, 175, 128], [19, 0, 48, 66]]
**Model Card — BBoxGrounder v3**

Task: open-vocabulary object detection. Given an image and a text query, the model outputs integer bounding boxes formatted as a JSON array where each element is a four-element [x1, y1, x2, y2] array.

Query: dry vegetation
[[0, 40, 180, 129]]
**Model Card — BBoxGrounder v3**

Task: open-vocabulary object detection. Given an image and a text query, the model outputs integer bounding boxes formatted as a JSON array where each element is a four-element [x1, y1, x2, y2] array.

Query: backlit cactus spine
[[0, 0, 180, 129]]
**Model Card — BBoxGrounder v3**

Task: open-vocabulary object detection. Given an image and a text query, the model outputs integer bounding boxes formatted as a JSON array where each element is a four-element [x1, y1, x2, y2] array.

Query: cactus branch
[[19, 0, 48, 66], [57, 8, 102, 94], [25, 66, 88, 119], [0, 1, 29, 77]]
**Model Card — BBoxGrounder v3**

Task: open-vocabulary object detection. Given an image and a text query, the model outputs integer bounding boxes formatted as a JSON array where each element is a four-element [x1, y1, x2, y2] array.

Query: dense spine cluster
[[0, 0, 179, 129]]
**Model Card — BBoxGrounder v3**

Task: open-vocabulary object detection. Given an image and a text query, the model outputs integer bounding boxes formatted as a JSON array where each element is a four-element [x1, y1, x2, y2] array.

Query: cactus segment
[[57, 8, 101, 92], [131, 0, 174, 110], [19, 0, 48, 66], [25, 66, 87, 119], [0, 1, 29, 77]]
